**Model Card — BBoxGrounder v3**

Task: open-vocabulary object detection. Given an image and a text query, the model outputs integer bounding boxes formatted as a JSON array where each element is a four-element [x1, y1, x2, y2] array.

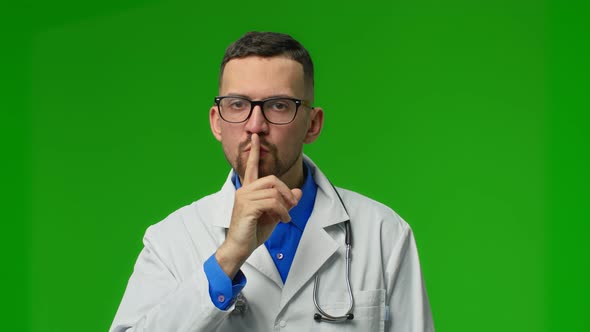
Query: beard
[[233, 137, 301, 181]]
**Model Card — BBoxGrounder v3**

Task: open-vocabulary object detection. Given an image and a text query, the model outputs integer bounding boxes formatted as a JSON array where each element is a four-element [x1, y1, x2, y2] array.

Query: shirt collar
[[232, 161, 317, 231]]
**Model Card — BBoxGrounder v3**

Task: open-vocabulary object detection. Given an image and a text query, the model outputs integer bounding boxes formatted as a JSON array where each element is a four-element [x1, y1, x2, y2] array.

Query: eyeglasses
[[214, 96, 311, 125]]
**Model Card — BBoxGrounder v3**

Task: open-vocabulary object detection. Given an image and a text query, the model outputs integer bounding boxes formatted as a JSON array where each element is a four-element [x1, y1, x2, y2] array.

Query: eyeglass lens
[[218, 97, 297, 124]]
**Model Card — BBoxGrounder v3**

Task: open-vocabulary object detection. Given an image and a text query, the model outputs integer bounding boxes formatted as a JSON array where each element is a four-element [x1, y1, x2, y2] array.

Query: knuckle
[[271, 188, 281, 197]]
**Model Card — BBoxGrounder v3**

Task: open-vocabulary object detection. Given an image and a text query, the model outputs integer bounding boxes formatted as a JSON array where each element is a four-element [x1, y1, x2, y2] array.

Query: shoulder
[[335, 187, 411, 247], [336, 188, 396, 214], [305, 157, 411, 239], [144, 172, 235, 243], [337, 187, 408, 227], [144, 203, 194, 239], [143, 191, 223, 249]]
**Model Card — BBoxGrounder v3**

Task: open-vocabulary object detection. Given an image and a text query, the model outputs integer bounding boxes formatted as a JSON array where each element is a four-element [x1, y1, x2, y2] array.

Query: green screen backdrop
[[4, 0, 588, 331]]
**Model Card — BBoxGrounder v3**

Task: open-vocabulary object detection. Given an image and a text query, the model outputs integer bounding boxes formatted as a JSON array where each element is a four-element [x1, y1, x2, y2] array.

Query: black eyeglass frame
[[214, 96, 313, 125]]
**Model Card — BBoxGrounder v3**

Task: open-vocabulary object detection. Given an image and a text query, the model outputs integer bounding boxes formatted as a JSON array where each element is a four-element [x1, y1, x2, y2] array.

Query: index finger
[[243, 133, 259, 185]]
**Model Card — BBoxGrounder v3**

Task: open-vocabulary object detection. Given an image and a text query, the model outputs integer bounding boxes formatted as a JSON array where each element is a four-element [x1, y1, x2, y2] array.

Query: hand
[[215, 133, 303, 278]]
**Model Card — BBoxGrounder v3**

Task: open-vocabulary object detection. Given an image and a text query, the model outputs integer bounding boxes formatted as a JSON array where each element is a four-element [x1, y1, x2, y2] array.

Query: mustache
[[238, 136, 277, 153]]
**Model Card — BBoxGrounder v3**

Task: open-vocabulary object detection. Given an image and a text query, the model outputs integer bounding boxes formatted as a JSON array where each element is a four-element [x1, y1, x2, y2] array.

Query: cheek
[[278, 126, 307, 155], [218, 127, 236, 150], [221, 135, 238, 152], [219, 132, 242, 169], [219, 123, 240, 142], [292, 122, 310, 143]]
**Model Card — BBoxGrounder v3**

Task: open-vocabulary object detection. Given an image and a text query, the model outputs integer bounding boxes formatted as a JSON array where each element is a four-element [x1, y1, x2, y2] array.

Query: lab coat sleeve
[[203, 254, 247, 310], [386, 223, 435, 332], [109, 225, 233, 332]]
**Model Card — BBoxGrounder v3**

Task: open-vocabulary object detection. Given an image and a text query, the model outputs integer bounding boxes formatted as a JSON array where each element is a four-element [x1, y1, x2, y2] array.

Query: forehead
[[220, 56, 305, 98]]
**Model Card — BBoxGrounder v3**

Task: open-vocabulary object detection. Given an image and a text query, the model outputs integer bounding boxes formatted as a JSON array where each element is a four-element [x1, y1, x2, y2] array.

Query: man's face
[[210, 56, 322, 184]]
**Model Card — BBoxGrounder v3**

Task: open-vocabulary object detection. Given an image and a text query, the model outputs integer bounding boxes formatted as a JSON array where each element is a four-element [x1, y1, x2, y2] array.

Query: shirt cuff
[[203, 253, 247, 310]]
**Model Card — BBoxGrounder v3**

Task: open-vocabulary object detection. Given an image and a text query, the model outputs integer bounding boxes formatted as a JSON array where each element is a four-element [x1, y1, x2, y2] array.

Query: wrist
[[215, 242, 248, 279]]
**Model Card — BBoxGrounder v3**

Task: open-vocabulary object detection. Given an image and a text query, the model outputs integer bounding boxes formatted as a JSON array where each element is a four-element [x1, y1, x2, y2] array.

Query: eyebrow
[[224, 93, 299, 100]]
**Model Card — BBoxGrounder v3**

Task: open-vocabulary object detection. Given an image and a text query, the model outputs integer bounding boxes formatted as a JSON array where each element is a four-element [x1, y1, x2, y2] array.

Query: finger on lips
[[244, 133, 260, 185], [240, 133, 300, 221]]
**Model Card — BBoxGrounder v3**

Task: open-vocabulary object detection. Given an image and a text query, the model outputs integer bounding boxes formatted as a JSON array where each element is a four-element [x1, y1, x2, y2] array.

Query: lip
[[243, 146, 269, 153], [243, 148, 269, 159]]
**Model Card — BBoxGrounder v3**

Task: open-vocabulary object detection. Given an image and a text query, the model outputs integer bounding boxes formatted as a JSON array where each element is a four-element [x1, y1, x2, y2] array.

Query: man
[[111, 31, 434, 331]]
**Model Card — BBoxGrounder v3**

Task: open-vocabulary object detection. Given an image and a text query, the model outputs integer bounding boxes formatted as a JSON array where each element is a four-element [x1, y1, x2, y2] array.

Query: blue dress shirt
[[203, 162, 317, 310]]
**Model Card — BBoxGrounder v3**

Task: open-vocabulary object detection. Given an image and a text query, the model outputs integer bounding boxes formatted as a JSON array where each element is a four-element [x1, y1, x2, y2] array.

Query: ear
[[209, 105, 223, 142], [303, 107, 324, 144]]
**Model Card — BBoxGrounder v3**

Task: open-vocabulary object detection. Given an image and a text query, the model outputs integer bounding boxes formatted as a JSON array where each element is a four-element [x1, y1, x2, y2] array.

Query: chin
[[258, 163, 280, 178], [234, 154, 281, 180]]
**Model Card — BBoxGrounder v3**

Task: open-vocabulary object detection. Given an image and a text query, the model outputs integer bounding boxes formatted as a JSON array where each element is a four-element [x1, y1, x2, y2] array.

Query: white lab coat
[[110, 156, 434, 332]]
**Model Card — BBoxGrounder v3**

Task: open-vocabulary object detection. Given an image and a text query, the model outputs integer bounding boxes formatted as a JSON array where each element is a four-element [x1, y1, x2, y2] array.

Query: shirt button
[[279, 320, 287, 327], [276, 252, 284, 260], [217, 295, 225, 303]]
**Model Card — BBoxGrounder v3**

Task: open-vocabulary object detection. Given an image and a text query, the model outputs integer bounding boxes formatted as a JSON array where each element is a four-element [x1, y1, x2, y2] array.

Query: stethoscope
[[231, 180, 355, 323], [313, 182, 354, 322]]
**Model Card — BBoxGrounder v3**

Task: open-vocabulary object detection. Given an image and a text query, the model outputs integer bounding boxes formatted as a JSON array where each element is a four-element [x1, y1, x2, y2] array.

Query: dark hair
[[219, 31, 314, 100]]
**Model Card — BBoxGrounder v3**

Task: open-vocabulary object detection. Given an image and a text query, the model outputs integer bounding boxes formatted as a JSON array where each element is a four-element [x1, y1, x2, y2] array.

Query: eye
[[230, 101, 244, 108], [224, 98, 249, 110], [268, 100, 292, 112]]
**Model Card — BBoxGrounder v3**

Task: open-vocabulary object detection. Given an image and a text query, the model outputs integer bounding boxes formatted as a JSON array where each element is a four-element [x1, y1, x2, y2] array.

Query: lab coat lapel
[[208, 172, 235, 229], [279, 157, 349, 309], [183, 173, 235, 259], [245, 244, 283, 288]]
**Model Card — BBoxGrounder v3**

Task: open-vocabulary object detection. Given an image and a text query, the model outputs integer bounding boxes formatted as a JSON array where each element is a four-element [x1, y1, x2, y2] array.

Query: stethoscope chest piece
[[232, 293, 248, 315]]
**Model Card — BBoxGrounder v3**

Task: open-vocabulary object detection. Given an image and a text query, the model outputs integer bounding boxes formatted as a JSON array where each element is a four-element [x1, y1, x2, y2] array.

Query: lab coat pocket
[[315, 289, 385, 332]]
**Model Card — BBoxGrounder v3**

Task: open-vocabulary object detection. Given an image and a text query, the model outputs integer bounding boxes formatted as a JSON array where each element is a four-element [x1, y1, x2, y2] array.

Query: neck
[[280, 153, 305, 189]]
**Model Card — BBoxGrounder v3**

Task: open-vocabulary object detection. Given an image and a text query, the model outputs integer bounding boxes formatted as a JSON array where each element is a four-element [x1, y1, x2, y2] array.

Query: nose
[[245, 105, 269, 135]]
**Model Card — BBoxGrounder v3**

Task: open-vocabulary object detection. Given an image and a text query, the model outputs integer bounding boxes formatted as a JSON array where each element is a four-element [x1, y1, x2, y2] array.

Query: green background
[[4, 0, 588, 331]]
